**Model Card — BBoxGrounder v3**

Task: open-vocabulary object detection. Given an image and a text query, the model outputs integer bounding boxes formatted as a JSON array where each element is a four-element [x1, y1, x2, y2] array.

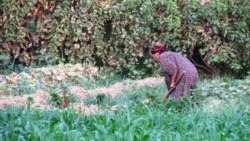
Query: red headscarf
[[150, 43, 166, 54]]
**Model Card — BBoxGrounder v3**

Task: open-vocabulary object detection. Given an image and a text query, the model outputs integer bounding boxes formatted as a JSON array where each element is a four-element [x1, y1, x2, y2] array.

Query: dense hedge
[[0, 0, 250, 78]]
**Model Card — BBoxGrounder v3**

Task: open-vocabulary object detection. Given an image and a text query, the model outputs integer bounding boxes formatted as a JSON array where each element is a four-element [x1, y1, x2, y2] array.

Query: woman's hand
[[170, 83, 176, 88]]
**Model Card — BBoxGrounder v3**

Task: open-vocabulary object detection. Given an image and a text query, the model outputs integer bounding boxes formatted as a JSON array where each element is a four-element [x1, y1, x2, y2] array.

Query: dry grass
[[0, 64, 164, 115]]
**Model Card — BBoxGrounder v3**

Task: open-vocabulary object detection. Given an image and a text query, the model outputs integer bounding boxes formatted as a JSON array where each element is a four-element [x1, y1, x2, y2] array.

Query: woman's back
[[159, 51, 199, 97], [150, 42, 199, 100]]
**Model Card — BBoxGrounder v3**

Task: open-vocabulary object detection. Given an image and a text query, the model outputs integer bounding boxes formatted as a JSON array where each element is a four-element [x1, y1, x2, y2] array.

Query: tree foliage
[[0, 0, 250, 78]]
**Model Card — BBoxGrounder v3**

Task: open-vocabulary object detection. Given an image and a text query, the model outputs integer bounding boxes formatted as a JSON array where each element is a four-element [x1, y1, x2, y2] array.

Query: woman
[[150, 43, 199, 100]]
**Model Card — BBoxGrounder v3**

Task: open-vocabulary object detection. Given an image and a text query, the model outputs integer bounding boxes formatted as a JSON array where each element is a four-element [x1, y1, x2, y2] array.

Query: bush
[[0, 0, 250, 78]]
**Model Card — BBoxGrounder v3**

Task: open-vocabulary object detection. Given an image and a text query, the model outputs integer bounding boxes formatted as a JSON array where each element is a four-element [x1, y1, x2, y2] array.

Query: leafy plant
[[27, 96, 34, 110], [1, 0, 249, 78], [48, 89, 76, 108], [49, 90, 62, 108]]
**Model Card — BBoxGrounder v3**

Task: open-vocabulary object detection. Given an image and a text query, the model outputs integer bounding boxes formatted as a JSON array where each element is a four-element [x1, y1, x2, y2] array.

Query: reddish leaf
[[63, 99, 70, 108]]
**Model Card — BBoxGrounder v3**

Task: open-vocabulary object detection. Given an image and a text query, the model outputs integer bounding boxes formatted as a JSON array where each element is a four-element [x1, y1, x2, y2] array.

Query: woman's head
[[150, 43, 166, 54], [150, 43, 166, 62]]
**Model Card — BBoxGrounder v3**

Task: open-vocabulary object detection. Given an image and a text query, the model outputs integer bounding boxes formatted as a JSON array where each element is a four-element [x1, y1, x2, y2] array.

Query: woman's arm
[[160, 56, 177, 88], [170, 71, 177, 88]]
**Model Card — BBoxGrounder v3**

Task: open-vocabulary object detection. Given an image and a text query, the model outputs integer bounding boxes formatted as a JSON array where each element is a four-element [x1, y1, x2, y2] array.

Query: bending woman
[[150, 43, 199, 100]]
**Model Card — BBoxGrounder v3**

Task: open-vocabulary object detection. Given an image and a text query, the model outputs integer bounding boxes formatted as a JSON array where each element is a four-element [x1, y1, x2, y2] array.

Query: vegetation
[[0, 70, 249, 140], [0, 104, 249, 140], [0, 0, 250, 140], [1, 0, 250, 78]]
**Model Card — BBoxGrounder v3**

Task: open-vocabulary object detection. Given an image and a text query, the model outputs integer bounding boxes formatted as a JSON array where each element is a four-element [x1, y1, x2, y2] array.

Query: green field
[[0, 67, 250, 141]]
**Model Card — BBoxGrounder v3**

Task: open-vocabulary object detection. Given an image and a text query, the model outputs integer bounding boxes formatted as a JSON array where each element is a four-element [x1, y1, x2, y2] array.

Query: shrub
[[0, 0, 249, 78]]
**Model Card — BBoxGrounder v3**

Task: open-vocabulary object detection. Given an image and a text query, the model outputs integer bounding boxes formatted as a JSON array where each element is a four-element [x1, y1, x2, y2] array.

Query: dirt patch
[[0, 75, 164, 114], [68, 86, 89, 99], [0, 95, 27, 109], [71, 77, 164, 98], [0, 64, 166, 114], [0, 89, 49, 109]]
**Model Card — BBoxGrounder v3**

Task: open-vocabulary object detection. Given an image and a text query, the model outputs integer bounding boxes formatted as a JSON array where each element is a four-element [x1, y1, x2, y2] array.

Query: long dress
[[159, 51, 199, 99]]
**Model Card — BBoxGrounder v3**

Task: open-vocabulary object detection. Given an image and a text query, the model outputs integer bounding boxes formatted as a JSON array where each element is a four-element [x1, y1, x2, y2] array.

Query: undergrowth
[[0, 74, 250, 140]]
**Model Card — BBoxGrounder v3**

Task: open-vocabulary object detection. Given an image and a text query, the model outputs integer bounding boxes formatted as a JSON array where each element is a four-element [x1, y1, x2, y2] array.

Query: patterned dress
[[159, 51, 199, 99]]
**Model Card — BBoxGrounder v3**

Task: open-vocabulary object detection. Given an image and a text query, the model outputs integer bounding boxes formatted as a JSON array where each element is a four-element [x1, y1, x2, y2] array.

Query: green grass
[[0, 75, 250, 141], [0, 105, 249, 141]]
